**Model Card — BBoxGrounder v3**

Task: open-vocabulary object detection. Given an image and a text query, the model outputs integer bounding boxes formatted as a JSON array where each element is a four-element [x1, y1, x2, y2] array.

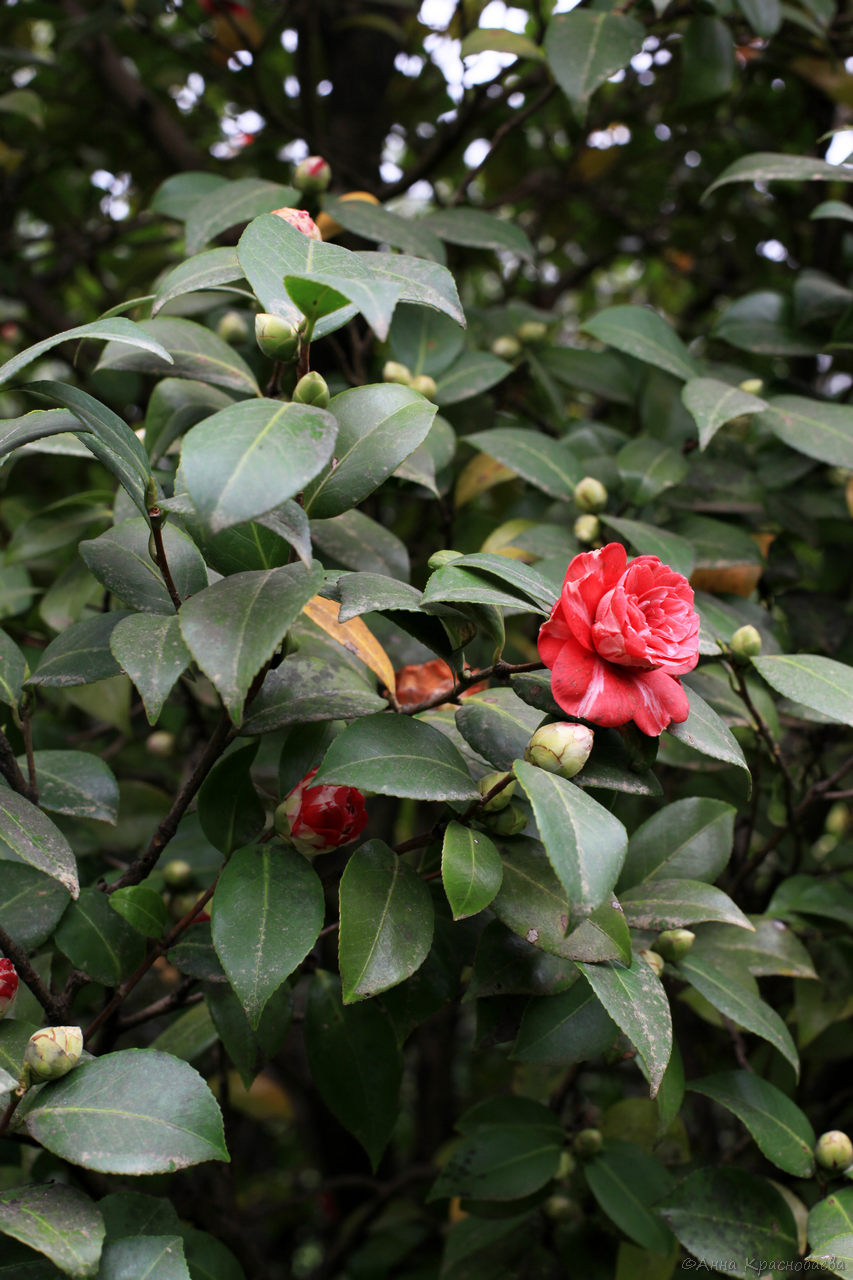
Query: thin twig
[[401, 659, 544, 716], [0, 729, 37, 803], [116, 983, 202, 1032], [21, 697, 37, 803], [451, 83, 556, 205], [148, 508, 183, 612], [0, 924, 63, 1021], [0, 1093, 22, 1140]]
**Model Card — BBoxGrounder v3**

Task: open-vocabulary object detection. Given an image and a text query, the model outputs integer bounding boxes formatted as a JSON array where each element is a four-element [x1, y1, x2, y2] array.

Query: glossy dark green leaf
[[600, 516, 696, 579], [237, 214, 357, 337], [423, 208, 533, 259], [464, 427, 579, 499], [144, 379, 234, 466], [97, 1236, 190, 1280], [388, 303, 465, 376], [96, 318, 259, 396], [150, 172, 228, 220], [581, 306, 698, 381], [617, 797, 736, 890], [0, 1022, 38, 1081], [513, 981, 618, 1064], [668, 688, 750, 787], [99, 1191, 181, 1240], [513, 761, 627, 913], [179, 561, 323, 723], [563, 899, 632, 964], [0, 631, 26, 708], [692, 918, 817, 980], [151, 248, 244, 316], [576, 957, 672, 1094], [109, 886, 169, 939], [620, 879, 751, 931], [79, 519, 207, 613], [332, 572, 423, 622], [323, 197, 445, 262], [19, 750, 117, 823], [491, 838, 575, 959], [468, 922, 575, 999], [314, 712, 477, 801], [545, 11, 645, 107], [753, 653, 853, 726], [55, 886, 146, 984], [180, 1228, 245, 1280], [304, 970, 402, 1170], [679, 16, 733, 106], [212, 844, 324, 1027], [284, 269, 403, 340], [0, 864, 70, 949], [0, 319, 173, 388], [446, 554, 556, 612], [678, 951, 799, 1074], [357, 251, 465, 326], [0, 789, 79, 897], [339, 840, 434, 1002], [585, 1142, 674, 1253], [616, 437, 687, 504], [430, 350, 512, 406], [421, 563, 538, 612], [185, 178, 299, 252], [807, 1234, 853, 1277], [430, 1101, 563, 1202], [737, 0, 781, 36], [310, 509, 410, 579], [658, 1169, 798, 1277], [690, 1071, 814, 1177], [110, 614, 191, 725], [0, 409, 85, 464], [21, 1050, 228, 1173], [150, 1003, 218, 1065], [455, 687, 543, 771], [809, 1191, 853, 1252], [240, 652, 386, 735], [0, 1184, 104, 1279], [27, 612, 130, 688], [205, 979, 292, 1088], [304, 384, 436, 519], [197, 744, 265, 855], [442, 822, 503, 921], [704, 151, 853, 201], [681, 377, 767, 450]]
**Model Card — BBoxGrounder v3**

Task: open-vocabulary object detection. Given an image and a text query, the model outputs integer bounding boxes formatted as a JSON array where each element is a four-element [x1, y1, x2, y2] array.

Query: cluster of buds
[[275, 767, 368, 856], [19, 1026, 83, 1091], [381, 361, 437, 401], [0, 959, 18, 1019]]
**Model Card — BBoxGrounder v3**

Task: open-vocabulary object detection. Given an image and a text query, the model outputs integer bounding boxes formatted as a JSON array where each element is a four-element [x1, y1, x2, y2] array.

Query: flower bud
[[544, 1194, 581, 1222], [275, 767, 368, 856], [739, 378, 763, 395], [162, 859, 194, 889], [638, 948, 666, 978], [525, 722, 594, 779], [825, 802, 850, 839], [23, 1026, 83, 1083], [516, 320, 548, 344], [0, 960, 18, 1019], [293, 371, 331, 409], [573, 1128, 603, 1158], [574, 476, 608, 514], [293, 155, 331, 194], [271, 206, 323, 241], [409, 374, 437, 400], [255, 313, 300, 361], [145, 730, 175, 758], [652, 929, 695, 962], [483, 803, 527, 837], [491, 335, 521, 360], [382, 360, 412, 386], [477, 771, 516, 812], [428, 549, 464, 570], [573, 514, 600, 545], [169, 893, 210, 923], [730, 624, 762, 659], [815, 1130, 853, 1173], [216, 310, 249, 345]]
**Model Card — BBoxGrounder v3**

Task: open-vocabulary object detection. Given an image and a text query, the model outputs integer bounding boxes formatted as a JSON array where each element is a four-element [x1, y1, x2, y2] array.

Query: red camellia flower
[[277, 768, 368, 856], [271, 207, 323, 241], [0, 959, 19, 1019], [538, 543, 700, 736]]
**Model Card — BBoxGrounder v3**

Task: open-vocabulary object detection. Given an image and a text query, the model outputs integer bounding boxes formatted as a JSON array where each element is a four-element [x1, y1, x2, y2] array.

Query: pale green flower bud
[[382, 361, 412, 385], [23, 1026, 83, 1084], [477, 771, 516, 812], [162, 859, 194, 889], [216, 310, 249, 345], [524, 722, 594, 779], [638, 948, 666, 978], [574, 476, 608, 513], [730, 624, 762, 659], [293, 371, 330, 409], [815, 1130, 853, 1173], [573, 1128, 603, 1158], [516, 320, 548, 344], [491, 335, 521, 360], [255, 313, 300, 361], [738, 378, 763, 395], [145, 731, 175, 758], [484, 803, 527, 836], [652, 929, 695, 962], [427, 549, 463, 569], [574, 514, 600, 544], [409, 374, 437, 400]]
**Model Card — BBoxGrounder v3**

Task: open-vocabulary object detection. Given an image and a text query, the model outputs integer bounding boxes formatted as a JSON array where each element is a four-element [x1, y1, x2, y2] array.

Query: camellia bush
[[3, 1, 853, 1278]]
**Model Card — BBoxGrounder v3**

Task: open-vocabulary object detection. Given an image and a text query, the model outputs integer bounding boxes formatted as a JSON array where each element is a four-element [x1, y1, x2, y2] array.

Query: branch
[[0, 729, 37, 804], [148, 508, 183, 612], [0, 924, 64, 1022], [450, 84, 557, 206], [401, 659, 544, 715]]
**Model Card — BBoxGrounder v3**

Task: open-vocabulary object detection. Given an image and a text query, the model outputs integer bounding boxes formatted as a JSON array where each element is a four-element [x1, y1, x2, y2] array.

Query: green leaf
[[0, 864, 70, 950], [109, 886, 169, 939], [0, 88, 44, 126], [388, 304, 465, 376], [757, 396, 853, 469], [677, 951, 799, 1074], [304, 970, 402, 1170], [668, 688, 751, 787], [809, 1192, 853, 1251], [678, 16, 733, 106], [143, 379, 235, 466], [185, 178, 300, 254], [205, 979, 292, 1088], [0, 1022, 39, 1081], [0, 318, 174, 388], [585, 1141, 674, 1253], [98, 1236, 191, 1280], [811, 200, 853, 223], [619, 880, 753, 931], [110, 614, 191, 725], [689, 1071, 815, 1177], [616, 438, 688, 504], [339, 840, 434, 1001], [692, 918, 817, 980], [704, 151, 853, 201], [283, 269, 403, 340], [658, 1169, 798, 1278], [20, 750, 118, 822], [442, 822, 503, 920], [80, 519, 207, 613], [513, 981, 618, 1064], [433, 350, 512, 406], [491, 837, 576, 958], [513, 760, 627, 914], [99, 1191, 181, 1240], [311, 509, 410, 580], [357, 251, 465, 327], [421, 562, 540, 612], [0, 409, 88, 465], [565, 899, 632, 964], [284, 275, 349, 322], [430, 1099, 564, 1202], [807, 1234, 853, 1277], [600, 516, 696, 579], [55, 887, 146, 984], [737, 0, 782, 36], [197, 744, 265, 855], [682, 376, 767, 449], [333, 572, 423, 622], [178, 561, 323, 724], [464, 427, 580, 499], [180, 1228, 245, 1280], [581, 306, 699, 382], [0, 1184, 105, 1279], [576, 958, 672, 1095], [545, 11, 645, 108], [446, 554, 557, 612], [303, 384, 436, 519], [423, 208, 533, 260], [26, 382, 152, 516], [323, 198, 445, 262], [237, 215, 357, 338], [150, 1003, 218, 1066], [151, 248, 245, 316], [151, 172, 228, 221], [20, 1049, 228, 1174], [240, 652, 386, 735], [96, 318, 259, 397], [314, 713, 478, 801], [455, 687, 544, 771], [27, 612, 130, 688], [212, 844, 323, 1027], [459, 27, 544, 61], [753, 653, 853, 726], [0, 789, 79, 898], [617, 797, 736, 890]]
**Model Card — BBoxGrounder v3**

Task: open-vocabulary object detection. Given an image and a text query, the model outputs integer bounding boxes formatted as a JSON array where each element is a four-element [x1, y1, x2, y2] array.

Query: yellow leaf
[[302, 595, 396, 697], [480, 518, 538, 562], [454, 453, 516, 507]]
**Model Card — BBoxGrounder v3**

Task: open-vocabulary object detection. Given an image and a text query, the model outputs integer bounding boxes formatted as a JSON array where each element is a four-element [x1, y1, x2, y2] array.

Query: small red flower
[[279, 768, 368, 855], [271, 207, 323, 241], [538, 543, 699, 736], [0, 959, 19, 1018]]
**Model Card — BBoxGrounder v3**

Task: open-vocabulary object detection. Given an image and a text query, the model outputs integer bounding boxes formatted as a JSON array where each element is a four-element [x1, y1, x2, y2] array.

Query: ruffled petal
[[561, 543, 626, 650]]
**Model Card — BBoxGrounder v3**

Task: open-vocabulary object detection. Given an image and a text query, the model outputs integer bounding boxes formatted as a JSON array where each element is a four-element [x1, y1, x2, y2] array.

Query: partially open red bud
[[573, 1128, 603, 1158], [477, 771, 516, 812], [483, 803, 526, 837], [23, 1026, 83, 1083], [574, 476, 608, 514], [293, 371, 330, 409], [524, 722, 594, 779], [275, 767, 368, 856], [652, 928, 695, 962], [815, 1130, 853, 1173], [574, 514, 600, 544], [293, 155, 331, 194], [0, 960, 18, 1019], [409, 374, 437, 400], [255, 313, 300, 361], [730, 624, 762, 659], [271, 207, 323, 240]]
